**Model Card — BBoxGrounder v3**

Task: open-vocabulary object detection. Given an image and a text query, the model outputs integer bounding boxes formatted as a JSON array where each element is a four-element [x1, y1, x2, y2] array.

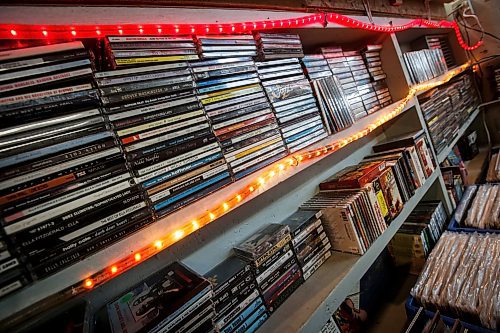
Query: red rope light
[[0, 11, 482, 50]]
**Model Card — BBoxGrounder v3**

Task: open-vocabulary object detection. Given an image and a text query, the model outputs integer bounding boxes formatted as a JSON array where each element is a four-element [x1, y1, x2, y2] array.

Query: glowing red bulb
[[71, 30, 76, 36], [139, 28, 144, 34], [96, 30, 101, 36], [118, 29, 123, 35], [10, 29, 16, 36], [158, 28, 162, 33], [42, 30, 48, 37], [175, 28, 179, 33]]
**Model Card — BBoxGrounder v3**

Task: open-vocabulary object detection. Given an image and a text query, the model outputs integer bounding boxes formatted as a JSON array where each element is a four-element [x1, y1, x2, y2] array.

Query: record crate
[[405, 296, 496, 333]]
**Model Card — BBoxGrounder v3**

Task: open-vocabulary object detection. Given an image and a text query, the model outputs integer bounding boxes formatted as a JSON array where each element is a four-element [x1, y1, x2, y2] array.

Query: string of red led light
[[77, 63, 470, 292], [0, 11, 483, 50]]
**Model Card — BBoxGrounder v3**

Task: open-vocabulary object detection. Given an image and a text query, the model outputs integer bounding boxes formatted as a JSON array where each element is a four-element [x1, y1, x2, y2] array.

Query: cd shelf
[[0, 9, 473, 330], [0, 94, 417, 324], [259, 169, 441, 333]]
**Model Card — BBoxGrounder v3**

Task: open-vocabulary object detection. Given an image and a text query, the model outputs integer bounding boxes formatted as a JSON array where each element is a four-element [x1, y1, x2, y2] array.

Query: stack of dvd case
[[279, 210, 332, 281], [195, 36, 257, 59], [104, 261, 214, 333], [234, 224, 303, 313], [191, 57, 285, 180], [95, 62, 232, 219], [302, 54, 355, 133], [0, 42, 149, 280], [371, 130, 436, 198], [104, 36, 199, 69], [403, 48, 447, 85], [389, 200, 447, 274], [191, 57, 286, 180], [255, 58, 328, 153], [254, 33, 304, 60], [301, 178, 388, 255], [205, 256, 268, 333], [418, 74, 479, 155]]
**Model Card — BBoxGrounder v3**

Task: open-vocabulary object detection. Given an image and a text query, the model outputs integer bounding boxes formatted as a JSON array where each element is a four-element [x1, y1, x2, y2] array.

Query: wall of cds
[[0, 22, 475, 313]]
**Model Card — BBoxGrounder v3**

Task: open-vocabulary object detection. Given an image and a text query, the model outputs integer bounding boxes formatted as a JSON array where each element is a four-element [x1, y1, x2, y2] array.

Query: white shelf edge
[[0, 97, 415, 323], [437, 107, 481, 164], [259, 169, 441, 333]]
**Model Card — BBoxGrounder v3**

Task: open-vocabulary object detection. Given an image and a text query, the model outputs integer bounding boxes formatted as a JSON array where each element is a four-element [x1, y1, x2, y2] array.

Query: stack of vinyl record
[[453, 184, 500, 229], [403, 48, 448, 84], [0, 42, 148, 281], [205, 256, 268, 333], [191, 57, 286, 180], [95, 62, 231, 219], [419, 74, 479, 155], [411, 232, 500, 331], [389, 200, 447, 274], [255, 58, 328, 153], [105, 262, 214, 333], [279, 210, 332, 281], [254, 33, 304, 60], [486, 150, 500, 182], [321, 47, 367, 119], [104, 36, 200, 69], [234, 224, 303, 313], [196, 36, 257, 59]]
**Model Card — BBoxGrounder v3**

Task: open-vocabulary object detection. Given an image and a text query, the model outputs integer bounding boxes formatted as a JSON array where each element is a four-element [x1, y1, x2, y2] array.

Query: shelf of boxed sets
[[0, 92, 418, 325], [259, 168, 441, 333]]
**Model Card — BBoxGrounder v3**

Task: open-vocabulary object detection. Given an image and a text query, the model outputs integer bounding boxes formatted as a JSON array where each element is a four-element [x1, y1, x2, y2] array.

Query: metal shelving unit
[[0, 7, 474, 331], [259, 169, 441, 333]]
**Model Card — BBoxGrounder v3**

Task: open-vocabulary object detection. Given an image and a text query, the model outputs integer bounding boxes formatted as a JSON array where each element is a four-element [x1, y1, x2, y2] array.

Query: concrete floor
[[364, 268, 418, 333]]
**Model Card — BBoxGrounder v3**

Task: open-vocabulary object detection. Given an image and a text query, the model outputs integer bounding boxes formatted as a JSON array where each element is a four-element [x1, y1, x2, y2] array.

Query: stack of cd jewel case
[[279, 210, 332, 281], [205, 256, 268, 333], [234, 224, 303, 313], [191, 57, 287, 180], [0, 41, 149, 281], [301, 54, 354, 134], [343, 49, 381, 116], [195, 35, 257, 59], [300, 188, 387, 255], [301, 54, 334, 80], [104, 36, 199, 69], [95, 62, 231, 219], [256, 58, 328, 153], [362, 45, 393, 108], [403, 48, 447, 85], [104, 261, 214, 333], [254, 33, 304, 60]]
